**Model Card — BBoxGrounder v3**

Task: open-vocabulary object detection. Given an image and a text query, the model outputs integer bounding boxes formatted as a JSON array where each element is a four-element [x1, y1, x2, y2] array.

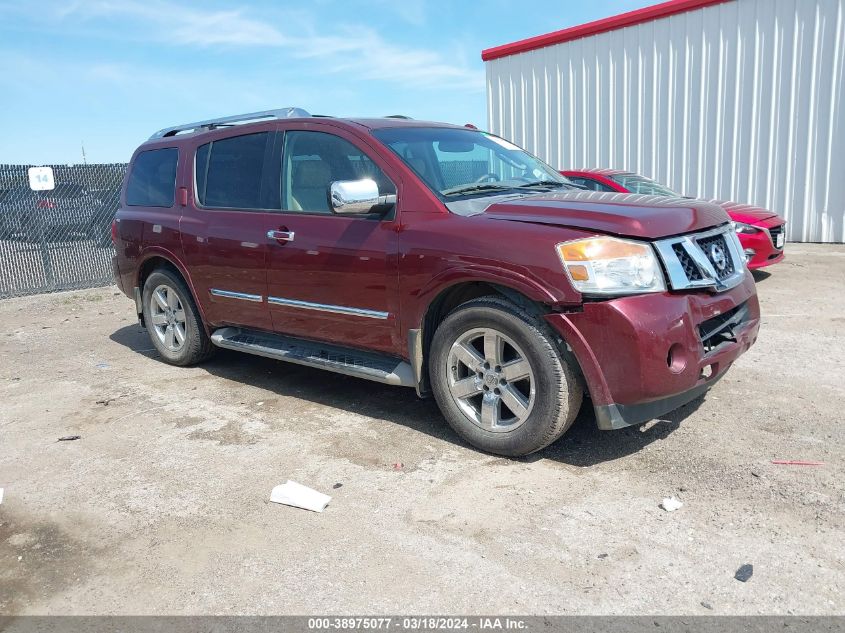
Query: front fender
[[409, 264, 561, 331]]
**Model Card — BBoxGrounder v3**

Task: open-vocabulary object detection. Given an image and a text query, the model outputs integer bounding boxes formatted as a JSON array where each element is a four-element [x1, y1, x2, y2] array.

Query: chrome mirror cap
[[330, 179, 380, 215]]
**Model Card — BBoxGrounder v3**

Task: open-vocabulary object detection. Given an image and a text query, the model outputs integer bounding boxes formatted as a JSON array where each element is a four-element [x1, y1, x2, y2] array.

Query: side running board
[[210, 327, 416, 387]]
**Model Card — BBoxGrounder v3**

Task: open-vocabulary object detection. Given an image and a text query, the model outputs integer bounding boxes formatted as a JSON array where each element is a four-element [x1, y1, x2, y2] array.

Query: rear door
[[264, 126, 402, 356], [179, 128, 282, 332]]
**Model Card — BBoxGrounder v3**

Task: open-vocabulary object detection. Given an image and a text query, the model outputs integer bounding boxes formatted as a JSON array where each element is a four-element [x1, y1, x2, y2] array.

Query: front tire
[[142, 269, 215, 366], [430, 296, 583, 456]]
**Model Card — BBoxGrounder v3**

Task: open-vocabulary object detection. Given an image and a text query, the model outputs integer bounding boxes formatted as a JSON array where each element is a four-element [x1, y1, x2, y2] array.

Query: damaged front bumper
[[545, 272, 760, 429]]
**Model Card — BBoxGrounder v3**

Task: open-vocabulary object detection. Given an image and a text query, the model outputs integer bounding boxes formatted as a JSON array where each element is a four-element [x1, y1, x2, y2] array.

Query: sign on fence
[[27, 166, 55, 191]]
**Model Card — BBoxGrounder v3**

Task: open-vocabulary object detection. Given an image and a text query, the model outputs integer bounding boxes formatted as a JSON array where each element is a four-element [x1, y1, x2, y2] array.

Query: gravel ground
[[0, 244, 843, 615]]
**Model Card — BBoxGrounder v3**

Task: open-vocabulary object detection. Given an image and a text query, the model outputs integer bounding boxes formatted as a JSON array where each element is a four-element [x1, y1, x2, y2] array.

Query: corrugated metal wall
[[486, 0, 845, 242]]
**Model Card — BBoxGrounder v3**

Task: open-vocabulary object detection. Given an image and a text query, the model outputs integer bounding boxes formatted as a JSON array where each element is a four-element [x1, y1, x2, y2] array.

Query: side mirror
[[330, 179, 394, 215]]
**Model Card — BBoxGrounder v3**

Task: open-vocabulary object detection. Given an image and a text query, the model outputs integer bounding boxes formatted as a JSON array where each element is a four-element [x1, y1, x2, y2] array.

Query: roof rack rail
[[148, 107, 311, 140], [385, 114, 413, 119]]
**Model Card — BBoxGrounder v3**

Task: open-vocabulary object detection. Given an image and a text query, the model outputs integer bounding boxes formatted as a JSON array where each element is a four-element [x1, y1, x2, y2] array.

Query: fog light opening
[[700, 364, 715, 380], [744, 248, 756, 262], [666, 343, 687, 374]]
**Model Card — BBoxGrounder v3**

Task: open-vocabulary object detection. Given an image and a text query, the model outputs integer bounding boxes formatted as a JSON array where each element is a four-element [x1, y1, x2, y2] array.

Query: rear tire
[[142, 269, 215, 366], [430, 296, 583, 456]]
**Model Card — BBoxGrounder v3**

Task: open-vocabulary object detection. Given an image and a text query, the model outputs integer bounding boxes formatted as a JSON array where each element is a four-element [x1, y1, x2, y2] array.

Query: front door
[[265, 128, 401, 356]]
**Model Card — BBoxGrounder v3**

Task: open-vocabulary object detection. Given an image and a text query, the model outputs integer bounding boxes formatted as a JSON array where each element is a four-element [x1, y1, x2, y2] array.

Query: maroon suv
[[113, 108, 760, 456]]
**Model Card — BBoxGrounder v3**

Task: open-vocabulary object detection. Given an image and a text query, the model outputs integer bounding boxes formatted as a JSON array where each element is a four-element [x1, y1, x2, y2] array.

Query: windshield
[[372, 127, 571, 200], [610, 173, 679, 197]]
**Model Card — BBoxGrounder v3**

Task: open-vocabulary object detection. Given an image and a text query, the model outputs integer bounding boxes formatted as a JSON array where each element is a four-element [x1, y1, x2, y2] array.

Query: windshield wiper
[[442, 183, 515, 196], [515, 180, 569, 190]]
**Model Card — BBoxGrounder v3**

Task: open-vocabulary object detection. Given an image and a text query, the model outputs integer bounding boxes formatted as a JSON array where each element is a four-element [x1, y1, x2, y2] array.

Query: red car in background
[[562, 169, 786, 270]]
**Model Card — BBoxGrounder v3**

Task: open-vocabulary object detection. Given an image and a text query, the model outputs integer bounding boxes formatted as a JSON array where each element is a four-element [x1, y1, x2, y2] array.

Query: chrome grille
[[696, 233, 736, 281], [654, 225, 746, 292], [671, 243, 704, 281]]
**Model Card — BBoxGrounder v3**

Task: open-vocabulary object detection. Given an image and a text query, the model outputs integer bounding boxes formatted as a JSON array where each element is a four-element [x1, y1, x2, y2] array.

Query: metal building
[[483, 0, 845, 242]]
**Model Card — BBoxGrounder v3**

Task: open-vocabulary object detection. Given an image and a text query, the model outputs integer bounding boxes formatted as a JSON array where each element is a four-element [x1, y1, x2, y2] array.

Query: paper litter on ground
[[270, 480, 331, 512], [0, 488, 4, 505], [660, 496, 683, 512]]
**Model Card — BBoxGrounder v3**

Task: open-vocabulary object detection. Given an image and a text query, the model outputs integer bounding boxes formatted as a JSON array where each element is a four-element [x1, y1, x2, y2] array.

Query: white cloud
[[55, 1, 289, 46], [281, 25, 482, 91], [27, 0, 482, 92], [366, 0, 428, 26]]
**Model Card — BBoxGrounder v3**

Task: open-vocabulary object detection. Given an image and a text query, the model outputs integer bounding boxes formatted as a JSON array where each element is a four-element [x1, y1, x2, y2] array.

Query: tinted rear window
[[196, 132, 270, 209], [126, 148, 178, 207]]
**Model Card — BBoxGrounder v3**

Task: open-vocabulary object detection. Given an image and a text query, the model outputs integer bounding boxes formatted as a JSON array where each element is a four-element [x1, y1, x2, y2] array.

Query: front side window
[[282, 131, 395, 213], [373, 127, 570, 203], [610, 174, 679, 197], [196, 132, 274, 210], [126, 148, 178, 207]]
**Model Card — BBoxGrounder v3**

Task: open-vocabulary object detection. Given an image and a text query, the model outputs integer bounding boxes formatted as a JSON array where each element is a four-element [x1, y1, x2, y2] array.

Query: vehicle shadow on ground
[[528, 396, 702, 466], [752, 269, 772, 283], [110, 325, 699, 467]]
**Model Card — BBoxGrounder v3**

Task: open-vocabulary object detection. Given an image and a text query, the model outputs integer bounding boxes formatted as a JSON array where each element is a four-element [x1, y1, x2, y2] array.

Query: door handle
[[267, 230, 295, 242]]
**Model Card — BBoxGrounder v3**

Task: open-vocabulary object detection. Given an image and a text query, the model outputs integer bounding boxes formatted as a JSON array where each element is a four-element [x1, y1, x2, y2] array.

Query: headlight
[[732, 221, 759, 234], [556, 236, 666, 296]]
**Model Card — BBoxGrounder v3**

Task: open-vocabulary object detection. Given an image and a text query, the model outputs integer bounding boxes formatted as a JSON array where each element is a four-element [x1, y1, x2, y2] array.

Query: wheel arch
[[135, 250, 208, 330], [413, 277, 567, 397]]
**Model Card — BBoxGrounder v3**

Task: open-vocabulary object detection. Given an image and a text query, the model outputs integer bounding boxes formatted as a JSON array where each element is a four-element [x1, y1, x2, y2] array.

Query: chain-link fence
[[0, 163, 127, 298], [0, 159, 500, 299]]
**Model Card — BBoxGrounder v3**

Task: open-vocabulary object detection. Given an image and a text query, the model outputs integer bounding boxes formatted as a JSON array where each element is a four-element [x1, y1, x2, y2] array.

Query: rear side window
[[126, 148, 178, 207], [195, 132, 273, 209]]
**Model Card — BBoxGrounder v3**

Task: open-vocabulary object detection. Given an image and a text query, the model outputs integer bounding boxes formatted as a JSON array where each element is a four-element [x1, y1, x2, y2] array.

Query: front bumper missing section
[[594, 372, 724, 430]]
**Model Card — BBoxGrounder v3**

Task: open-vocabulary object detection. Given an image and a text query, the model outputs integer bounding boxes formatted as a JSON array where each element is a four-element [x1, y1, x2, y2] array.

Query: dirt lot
[[1, 244, 843, 615]]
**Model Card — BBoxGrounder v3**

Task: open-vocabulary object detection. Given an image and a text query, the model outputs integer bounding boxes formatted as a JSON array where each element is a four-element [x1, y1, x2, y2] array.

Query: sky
[[0, 0, 644, 165]]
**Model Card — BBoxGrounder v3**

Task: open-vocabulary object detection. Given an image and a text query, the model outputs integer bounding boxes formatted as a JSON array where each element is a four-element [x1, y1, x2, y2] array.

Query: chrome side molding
[[267, 296, 388, 320], [210, 289, 263, 303], [208, 289, 387, 318]]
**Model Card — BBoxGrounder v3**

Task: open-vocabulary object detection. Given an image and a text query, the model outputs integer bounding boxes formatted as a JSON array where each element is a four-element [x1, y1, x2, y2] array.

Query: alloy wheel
[[149, 284, 187, 352], [446, 327, 536, 432]]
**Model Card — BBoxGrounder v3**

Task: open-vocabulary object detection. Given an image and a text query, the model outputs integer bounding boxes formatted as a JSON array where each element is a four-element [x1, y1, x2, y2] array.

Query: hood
[[705, 199, 780, 224], [480, 191, 730, 239]]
